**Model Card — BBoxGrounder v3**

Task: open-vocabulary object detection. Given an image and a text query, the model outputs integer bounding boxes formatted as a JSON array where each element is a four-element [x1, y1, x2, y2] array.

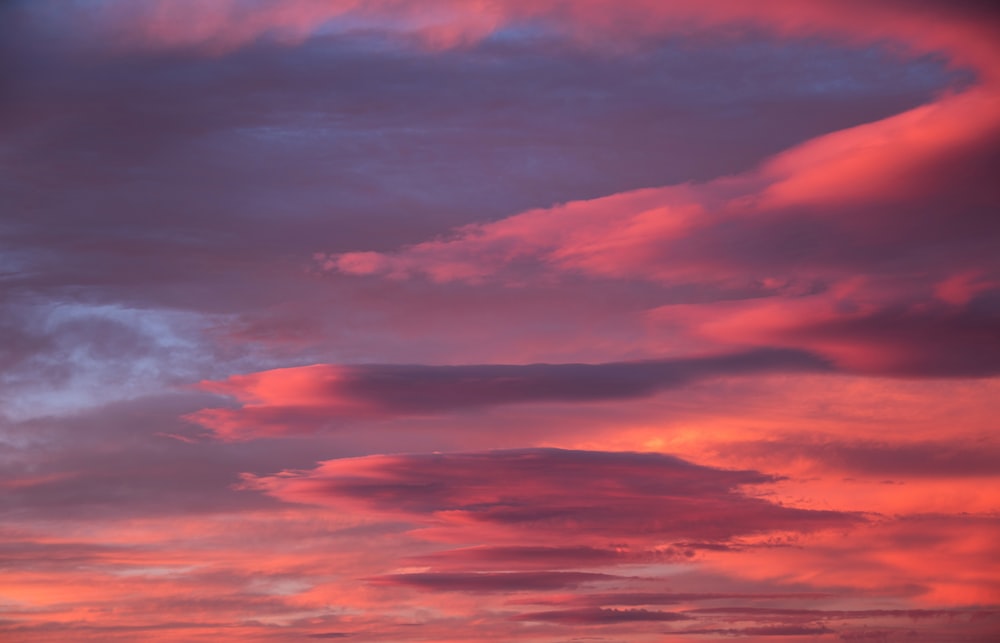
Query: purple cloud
[[368, 571, 623, 593], [244, 448, 859, 544], [514, 607, 691, 624], [190, 349, 829, 439]]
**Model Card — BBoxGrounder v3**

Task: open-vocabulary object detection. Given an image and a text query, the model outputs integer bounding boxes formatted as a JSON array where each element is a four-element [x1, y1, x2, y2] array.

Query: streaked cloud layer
[[1, 0, 998, 641]]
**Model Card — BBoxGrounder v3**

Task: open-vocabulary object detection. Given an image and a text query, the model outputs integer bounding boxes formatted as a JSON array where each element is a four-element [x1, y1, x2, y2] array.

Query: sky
[[1, 0, 999, 641]]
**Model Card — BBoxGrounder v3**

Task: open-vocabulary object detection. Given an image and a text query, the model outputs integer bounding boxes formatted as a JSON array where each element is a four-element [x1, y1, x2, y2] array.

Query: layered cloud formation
[[1, 0, 998, 641], [190, 349, 829, 439], [242, 448, 857, 541]]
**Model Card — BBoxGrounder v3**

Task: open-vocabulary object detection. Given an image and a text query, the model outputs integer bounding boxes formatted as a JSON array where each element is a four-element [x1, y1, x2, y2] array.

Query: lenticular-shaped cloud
[[188, 349, 829, 439], [367, 571, 623, 593], [514, 607, 691, 624], [242, 448, 858, 544]]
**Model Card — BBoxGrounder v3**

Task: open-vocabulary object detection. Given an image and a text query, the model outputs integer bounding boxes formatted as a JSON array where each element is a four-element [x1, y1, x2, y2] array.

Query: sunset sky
[[1, 1, 999, 641]]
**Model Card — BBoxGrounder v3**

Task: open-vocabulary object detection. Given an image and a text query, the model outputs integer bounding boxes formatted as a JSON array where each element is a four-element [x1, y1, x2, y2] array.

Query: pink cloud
[[514, 607, 691, 624], [3, 1, 998, 641], [664, 283, 1000, 377], [187, 349, 829, 439], [325, 86, 1000, 289], [367, 570, 624, 593], [241, 448, 858, 545], [28, 1, 1000, 77]]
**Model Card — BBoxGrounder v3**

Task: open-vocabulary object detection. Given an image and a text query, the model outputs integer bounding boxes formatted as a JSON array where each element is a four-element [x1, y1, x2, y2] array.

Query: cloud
[[408, 546, 633, 571], [687, 607, 994, 619], [189, 349, 829, 439], [675, 607, 1000, 640], [692, 513, 1000, 607], [14, 1, 1000, 74], [368, 571, 622, 593], [325, 88, 1000, 287], [242, 448, 858, 545], [304, 2, 1000, 387], [6, 16, 962, 395], [514, 607, 690, 624], [0, 393, 333, 520], [666, 284, 1000, 377], [402, 544, 751, 571], [723, 625, 833, 636], [718, 438, 1000, 478], [680, 625, 835, 638], [511, 591, 834, 608], [5, 0, 993, 386], [2, 1, 998, 641]]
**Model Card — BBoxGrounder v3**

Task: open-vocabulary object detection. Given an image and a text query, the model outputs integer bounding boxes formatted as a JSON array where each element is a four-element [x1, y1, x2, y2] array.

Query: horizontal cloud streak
[[722, 438, 1000, 478], [514, 607, 691, 624], [243, 448, 858, 544], [368, 571, 622, 593], [672, 284, 1000, 378], [16, 0, 1000, 75], [190, 349, 829, 439]]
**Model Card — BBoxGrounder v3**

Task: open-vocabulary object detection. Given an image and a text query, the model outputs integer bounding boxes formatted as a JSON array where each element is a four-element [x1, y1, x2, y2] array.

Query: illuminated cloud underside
[[0, 0, 998, 641]]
